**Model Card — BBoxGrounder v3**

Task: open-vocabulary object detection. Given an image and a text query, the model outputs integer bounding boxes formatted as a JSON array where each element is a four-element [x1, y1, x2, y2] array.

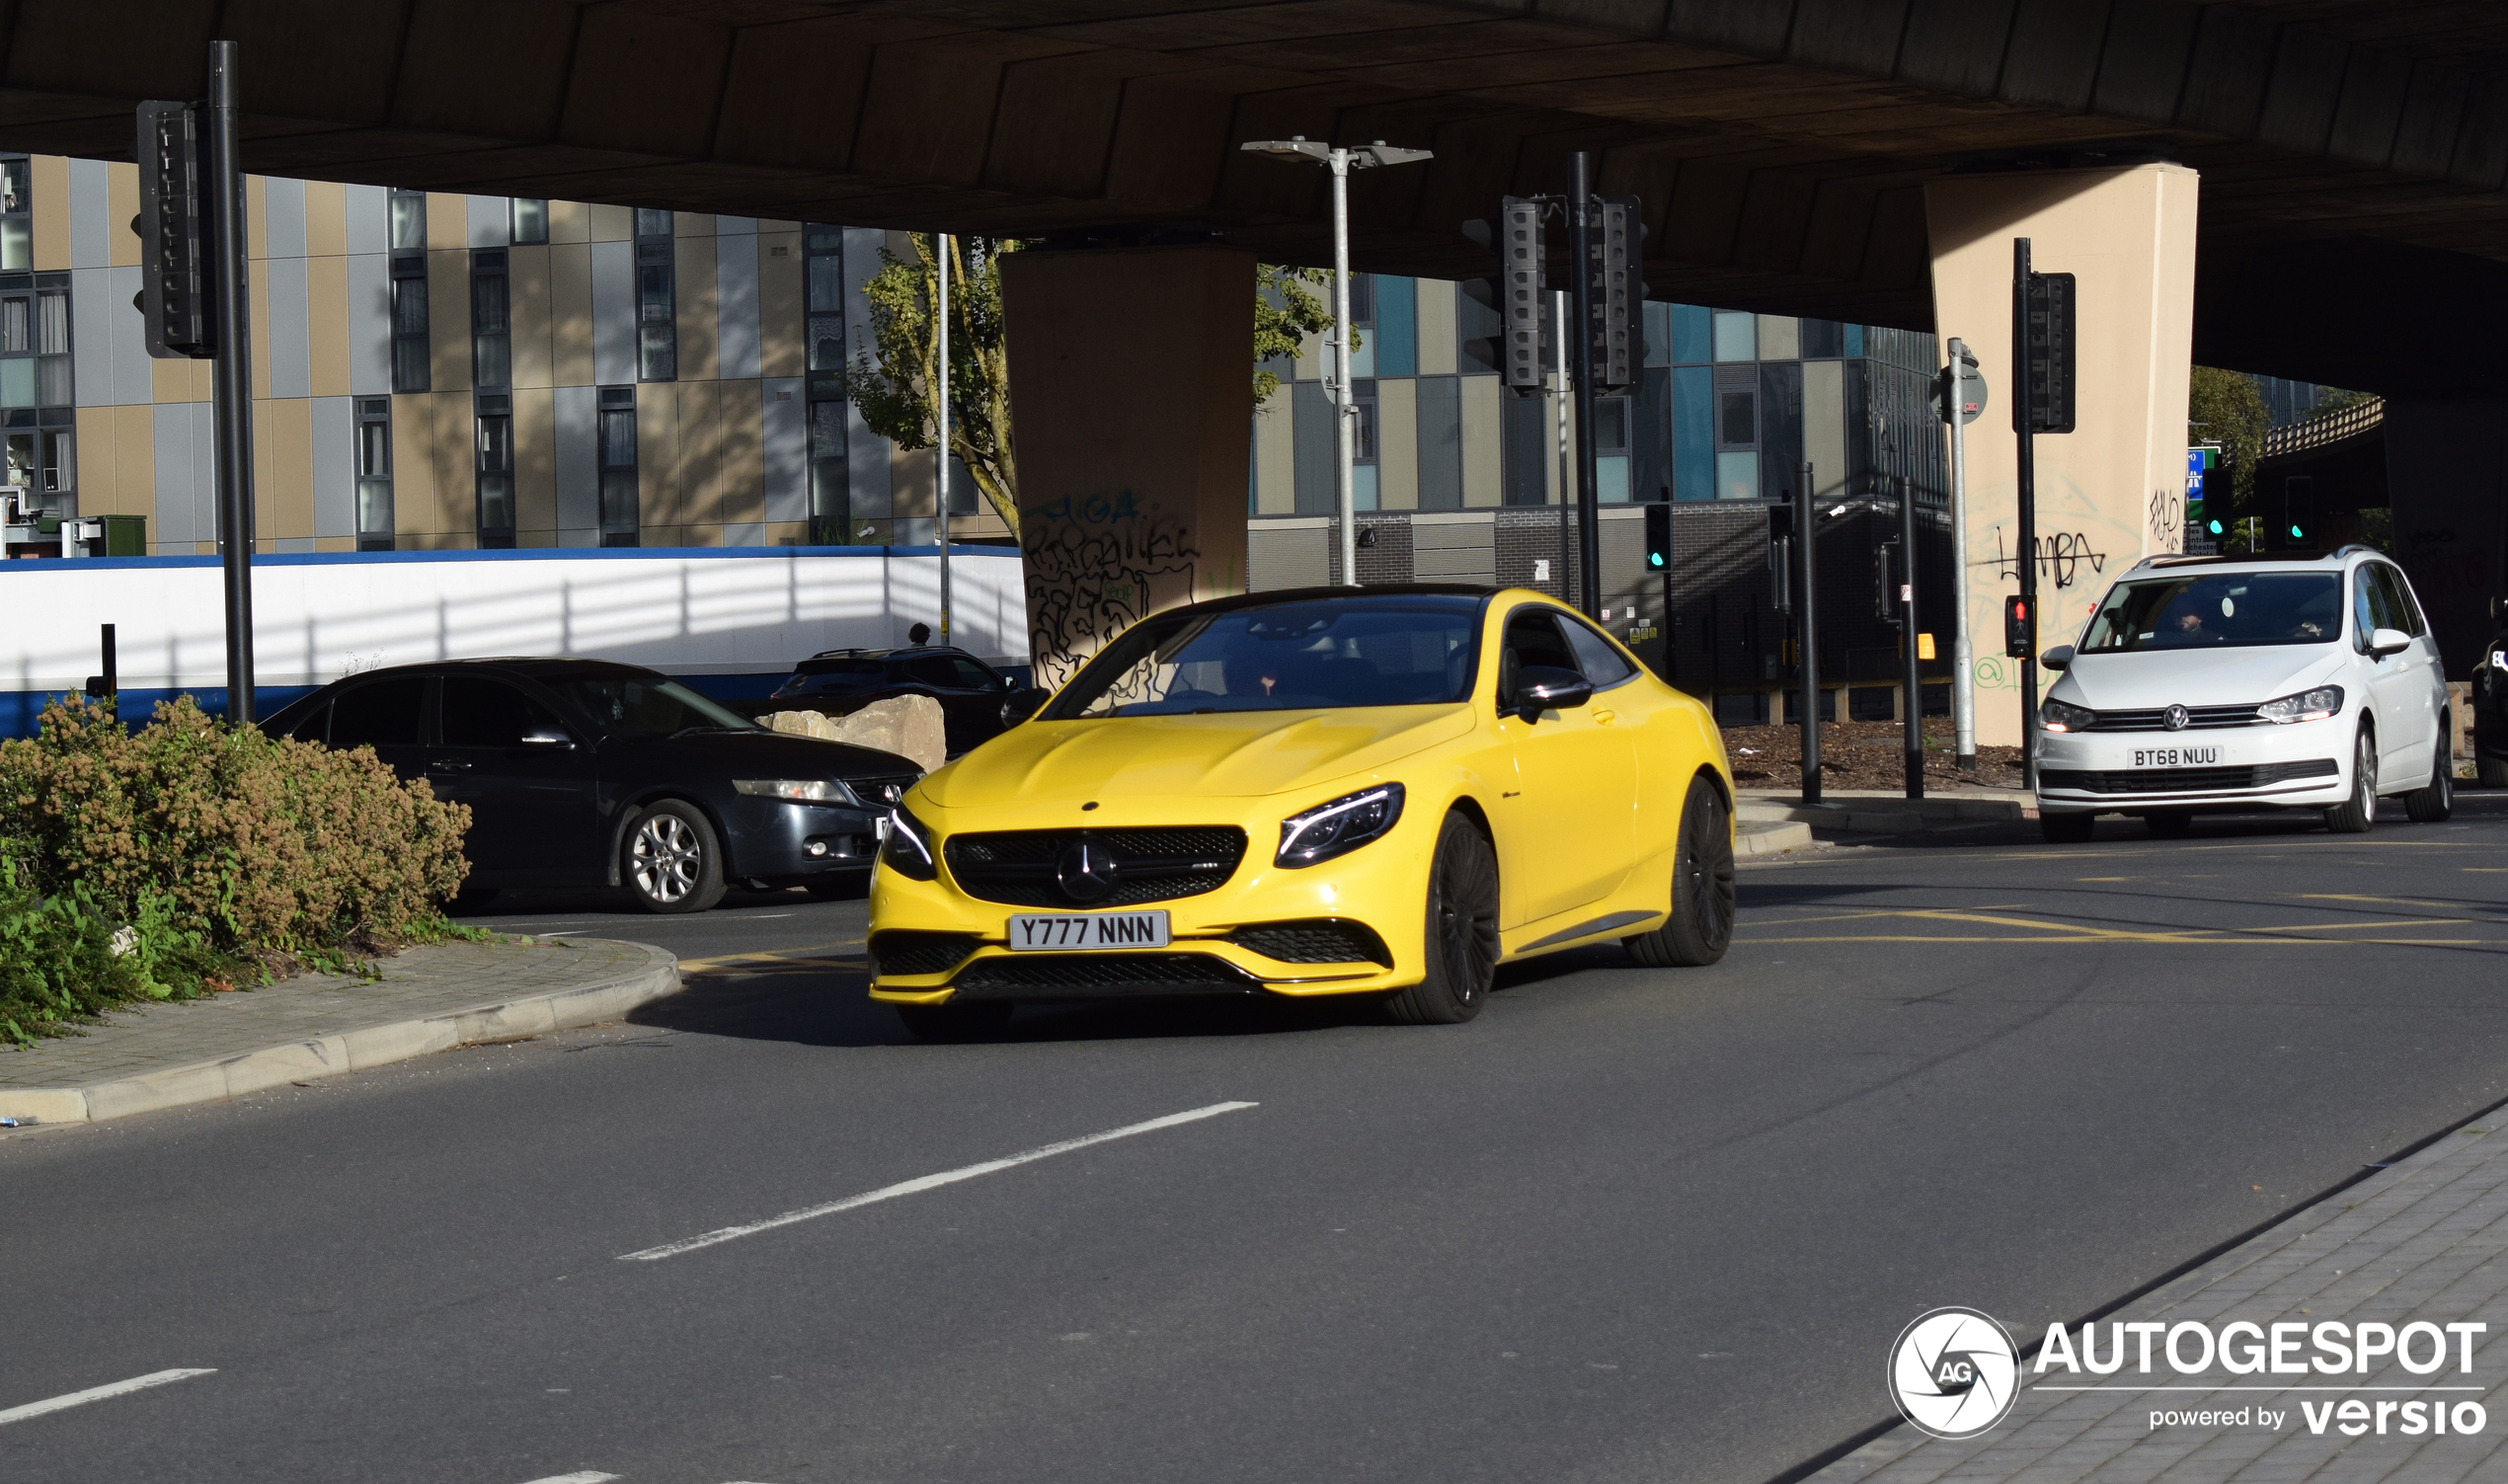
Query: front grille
[[849, 773, 921, 807], [944, 827, 1247, 908], [951, 952, 1262, 997], [2039, 758, 2340, 795], [2084, 704, 2266, 733], [869, 930, 982, 977], [1228, 919, 1392, 966]]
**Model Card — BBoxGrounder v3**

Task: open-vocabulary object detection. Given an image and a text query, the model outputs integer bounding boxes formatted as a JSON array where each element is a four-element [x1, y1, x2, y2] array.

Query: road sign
[[2023, 272, 2075, 433], [1931, 353, 1988, 425]]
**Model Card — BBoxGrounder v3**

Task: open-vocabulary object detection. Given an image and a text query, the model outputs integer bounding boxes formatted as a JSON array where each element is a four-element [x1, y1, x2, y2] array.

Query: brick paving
[[0, 937, 656, 1092], [1812, 1120, 2508, 1482]]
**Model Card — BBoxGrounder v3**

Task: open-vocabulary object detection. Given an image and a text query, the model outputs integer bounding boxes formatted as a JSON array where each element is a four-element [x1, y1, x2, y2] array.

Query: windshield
[[1044, 597, 1483, 719], [2077, 573, 2342, 653], [541, 673, 757, 739]]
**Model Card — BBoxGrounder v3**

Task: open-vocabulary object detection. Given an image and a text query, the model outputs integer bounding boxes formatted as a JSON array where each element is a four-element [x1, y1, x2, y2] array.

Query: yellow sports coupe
[[867, 585, 1736, 1038]]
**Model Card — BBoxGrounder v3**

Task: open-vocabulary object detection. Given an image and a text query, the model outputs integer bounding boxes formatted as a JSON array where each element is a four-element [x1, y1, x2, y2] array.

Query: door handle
[[429, 758, 473, 772]]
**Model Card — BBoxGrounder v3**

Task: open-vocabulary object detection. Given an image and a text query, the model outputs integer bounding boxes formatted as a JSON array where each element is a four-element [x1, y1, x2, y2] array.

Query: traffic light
[[1595, 195, 1646, 390], [1461, 196, 1544, 395], [1643, 501, 1672, 573], [2004, 594, 2034, 659], [2280, 475, 2316, 548], [2022, 271, 2075, 433], [135, 100, 211, 359]]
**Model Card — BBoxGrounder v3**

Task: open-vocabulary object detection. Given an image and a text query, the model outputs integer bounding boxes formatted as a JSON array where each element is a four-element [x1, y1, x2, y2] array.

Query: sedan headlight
[[1277, 784, 1404, 869], [880, 807, 939, 880], [2040, 698, 2095, 734], [2257, 685, 2344, 724], [734, 778, 854, 804]]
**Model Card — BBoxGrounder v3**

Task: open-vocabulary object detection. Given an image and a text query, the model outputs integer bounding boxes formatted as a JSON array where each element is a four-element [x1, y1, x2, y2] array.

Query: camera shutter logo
[[1888, 1307, 2020, 1440]]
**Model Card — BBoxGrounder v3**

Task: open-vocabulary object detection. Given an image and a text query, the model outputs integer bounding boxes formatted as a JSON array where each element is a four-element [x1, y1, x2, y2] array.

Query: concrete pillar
[[1000, 246, 1255, 688], [1924, 164, 2200, 747], [2381, 397, 2507, 678]]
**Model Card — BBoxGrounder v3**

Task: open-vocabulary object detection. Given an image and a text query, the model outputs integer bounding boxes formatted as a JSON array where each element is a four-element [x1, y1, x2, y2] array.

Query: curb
[[1737, 820, 1815, 856], [1738, 792, 2031, 835], [0, 939, 680, 1126]]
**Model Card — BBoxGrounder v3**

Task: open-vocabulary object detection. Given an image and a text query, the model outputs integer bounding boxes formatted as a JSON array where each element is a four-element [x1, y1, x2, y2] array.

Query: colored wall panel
[[548, 242, 594, 389], [1374, 275, 1417, 378], [717, 233, 760, 380], [305, 253, 351, 397], [674, 235, 719, 382], [346, 253, 390, 396], [514, 386, 555, 535], [1673, 364, 1713, 500], [719, 377, 764, 527], [552, 382, 597, 543], [1459, 374, 1501, 508], [1375, 375, 1418, 509], [311, 394, 353, 541], [427, 249, 470, 393], [761, 377, 805, 524], [589, 238, 635, 387], [509, 244, 553, 389]]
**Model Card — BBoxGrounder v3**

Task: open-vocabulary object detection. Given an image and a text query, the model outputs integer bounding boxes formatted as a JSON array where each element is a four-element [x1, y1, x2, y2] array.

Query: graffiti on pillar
[[2147, 487, 2183, 555], [1993, 529, 2109, 588], [1022, 490, 1202, 691]]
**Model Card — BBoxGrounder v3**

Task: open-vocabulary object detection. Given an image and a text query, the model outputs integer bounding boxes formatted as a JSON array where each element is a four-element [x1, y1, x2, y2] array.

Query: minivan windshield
[[1044, 596, 1483, 719], [2077, 573, 2342, 653]]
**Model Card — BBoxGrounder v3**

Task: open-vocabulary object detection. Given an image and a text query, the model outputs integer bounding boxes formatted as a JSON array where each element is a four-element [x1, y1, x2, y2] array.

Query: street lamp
[[1240, 136, 1433, 586]]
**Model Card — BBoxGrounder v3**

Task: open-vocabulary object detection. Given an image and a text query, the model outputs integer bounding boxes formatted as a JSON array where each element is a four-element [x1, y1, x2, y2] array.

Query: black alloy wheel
[[2324, 726, 2378, 834], [1387, 813, 1500, 1024], [1625, 774, 1735, 968]]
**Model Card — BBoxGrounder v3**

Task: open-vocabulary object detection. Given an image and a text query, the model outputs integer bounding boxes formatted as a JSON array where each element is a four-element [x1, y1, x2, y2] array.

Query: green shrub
[[0, 694, 475, 1040]]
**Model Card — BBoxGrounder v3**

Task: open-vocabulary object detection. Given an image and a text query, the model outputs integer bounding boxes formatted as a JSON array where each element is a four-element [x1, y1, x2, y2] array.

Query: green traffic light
[[2290, 524, 2304, 538], [1648, 553, 1665, 568], [2207, 519, 2224, 535]]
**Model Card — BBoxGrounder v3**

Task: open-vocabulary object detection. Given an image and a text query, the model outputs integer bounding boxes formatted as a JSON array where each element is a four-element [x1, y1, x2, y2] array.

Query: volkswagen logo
[[1057, 838, 1120, 902], [2163, 703, 2189, 732], [1888, 1307, 2020, 1440]]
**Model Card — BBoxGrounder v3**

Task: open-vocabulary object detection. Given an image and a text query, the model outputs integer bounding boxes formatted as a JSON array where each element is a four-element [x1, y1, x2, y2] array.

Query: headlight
[[2257, 685, 2343, 724], [2040, 698, 2095, 734], [880, 808, 939, 880], [1277, 783, 1404, 869], [734, 778, 853, 804]]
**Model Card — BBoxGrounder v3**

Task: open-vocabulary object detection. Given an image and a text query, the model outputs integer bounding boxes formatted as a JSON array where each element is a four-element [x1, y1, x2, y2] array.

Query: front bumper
[[720, 796, 885, 880], [866, 797, 1434, 1005], [2033, 715, 2352, 814]]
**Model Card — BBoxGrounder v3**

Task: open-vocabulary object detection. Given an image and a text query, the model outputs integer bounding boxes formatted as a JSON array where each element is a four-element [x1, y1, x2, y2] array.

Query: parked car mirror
[[2041, 645, 2076, 670], [518, 725, 576, 748], [2368, 626, 2413, 658], [1509, 664, 1593, 724], [2493, 595, 2506, 624], [1000, 687, 1051, 728]]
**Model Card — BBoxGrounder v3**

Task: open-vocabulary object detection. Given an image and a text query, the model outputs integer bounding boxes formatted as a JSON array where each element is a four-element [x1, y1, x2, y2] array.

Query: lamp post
[[936, 232, 952, 645], [1240, 136, 1433, 586]]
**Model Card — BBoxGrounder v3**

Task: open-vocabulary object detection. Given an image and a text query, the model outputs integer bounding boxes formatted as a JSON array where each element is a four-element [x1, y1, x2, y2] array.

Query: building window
[[354, 397, 393, 551], [390, 252, 429, 393], [1718, 389, 1756, 447], [509, 197, 548, 246], [1347, 273, 1376, 379], [471, 249, 509, 390], [635, 209, 675, 382], [0, 277, 71, 410], [598, 386, 638, 546], [6, 426, 72, 516], [805, 225, 844, 400], [1352, 380, 1378, 510], [389, 189, 426, 252], [1597, 395, 1631, 503], [476, 392, 513, 548], [1712, 310, 1756, 362], [0, 157, 31, 272]]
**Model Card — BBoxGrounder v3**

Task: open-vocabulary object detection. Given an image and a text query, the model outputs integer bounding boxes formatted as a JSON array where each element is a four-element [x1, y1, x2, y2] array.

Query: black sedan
[[767, 645, 1020, 755], [261, 659, 922, 913], [2477, 595, 2508, 788]]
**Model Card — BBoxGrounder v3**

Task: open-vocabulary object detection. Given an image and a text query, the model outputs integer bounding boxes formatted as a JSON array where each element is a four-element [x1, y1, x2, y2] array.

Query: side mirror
[[1509, 664, 1593, 724], [1000, 687, 1050, 728], [2368, 626, 2413, 658], [519, 725, 576, 748], [2041, 645, 2076, 671], [2492, 595, 2506, 624]]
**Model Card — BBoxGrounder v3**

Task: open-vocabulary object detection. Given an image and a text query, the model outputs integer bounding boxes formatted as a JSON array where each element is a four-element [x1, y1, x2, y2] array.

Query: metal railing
[[2261, 396, 2385, 458]]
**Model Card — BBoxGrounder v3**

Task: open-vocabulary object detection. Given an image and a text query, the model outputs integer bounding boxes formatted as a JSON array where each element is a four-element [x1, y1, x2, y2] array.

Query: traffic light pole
[[1568, 152, 1602, 618], [1899, 474, 1922, 800], [2012, 238, 2039, 790], [205, 40, 257, 725], [1796, 460, 1820, 805], [1946, 337, 1976, 775]]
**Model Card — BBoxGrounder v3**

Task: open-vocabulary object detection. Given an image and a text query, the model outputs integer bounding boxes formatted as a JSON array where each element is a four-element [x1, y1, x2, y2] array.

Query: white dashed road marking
[[618, 1101, 1261, 1261], [0, 1368, 216, 1428]]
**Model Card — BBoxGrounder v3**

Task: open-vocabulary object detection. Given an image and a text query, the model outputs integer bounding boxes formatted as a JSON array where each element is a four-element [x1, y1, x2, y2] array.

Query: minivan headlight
[[2040, 698, 2095, 734], [734, 778, 852, 803], [881, 807, 939, 880], [1277, 784, 1405, 869], [2257, 685, 2343, 724]]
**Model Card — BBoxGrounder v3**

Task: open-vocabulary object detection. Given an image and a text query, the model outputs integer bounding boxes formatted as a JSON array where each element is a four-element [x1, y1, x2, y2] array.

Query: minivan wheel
[[2040, 812, 2096, 844], [623, 800, 729, 912], [2404, 727, 2455, 823], [2324, 727, 2378, 834]]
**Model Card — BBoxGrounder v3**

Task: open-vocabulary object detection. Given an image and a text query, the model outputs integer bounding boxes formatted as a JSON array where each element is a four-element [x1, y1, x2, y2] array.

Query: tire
[[2142, 809, 2194, 838], [804, 872, 871, 901], [2323, 726, 2378, 834], [2404, 726, 2455, 822], [622, 800, 729, 913], [2040, 812, 2096, 844], [896, 1000, 1015, 1041], [1625, 775, 1735, 968], [1386, 813, 1501, 1024], [2481, 755, 2508, 790]]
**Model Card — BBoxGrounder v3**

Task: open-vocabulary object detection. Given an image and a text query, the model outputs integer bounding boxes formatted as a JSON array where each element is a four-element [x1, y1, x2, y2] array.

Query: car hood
[[618, 727, 920, 778], [921, 705, 1477, 809], [2051, 645, 2349, 710]]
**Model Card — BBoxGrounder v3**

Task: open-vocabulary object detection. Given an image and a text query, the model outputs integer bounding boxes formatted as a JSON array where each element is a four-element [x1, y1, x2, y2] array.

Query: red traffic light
[[2003, 594, 2034, 659]]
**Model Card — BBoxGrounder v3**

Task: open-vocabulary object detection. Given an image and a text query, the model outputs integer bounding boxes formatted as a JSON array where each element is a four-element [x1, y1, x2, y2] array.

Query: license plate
[[2131, 746, 2221, 767], [1006, 910, 1170, 951], [874, 815, 891, 840]]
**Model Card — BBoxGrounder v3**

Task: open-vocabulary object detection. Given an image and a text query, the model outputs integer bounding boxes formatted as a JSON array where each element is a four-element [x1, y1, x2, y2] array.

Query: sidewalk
[[1741, 787, 2034, 839], [1809, 1112, 2508, 1482], [0, 937, 678, 1125]]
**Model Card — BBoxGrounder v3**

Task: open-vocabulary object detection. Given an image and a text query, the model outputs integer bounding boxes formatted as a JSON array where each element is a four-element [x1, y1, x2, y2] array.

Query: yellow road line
[[679, 939, 866, 974]]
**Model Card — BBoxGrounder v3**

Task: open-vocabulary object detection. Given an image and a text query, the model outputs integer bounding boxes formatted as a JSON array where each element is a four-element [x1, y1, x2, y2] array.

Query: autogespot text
[[2033, 1320, 2490, 1437]]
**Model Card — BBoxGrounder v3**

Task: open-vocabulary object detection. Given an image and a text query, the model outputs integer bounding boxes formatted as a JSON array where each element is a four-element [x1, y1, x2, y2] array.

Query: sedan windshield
[[2077, 573, 2341, 653], [542, 673, 757, 739], [1045, 597, 1482, 719]]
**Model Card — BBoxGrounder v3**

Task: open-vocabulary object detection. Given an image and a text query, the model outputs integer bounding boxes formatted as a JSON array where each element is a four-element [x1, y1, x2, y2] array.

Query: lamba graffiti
[[1022, 490, 1203, 690]]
